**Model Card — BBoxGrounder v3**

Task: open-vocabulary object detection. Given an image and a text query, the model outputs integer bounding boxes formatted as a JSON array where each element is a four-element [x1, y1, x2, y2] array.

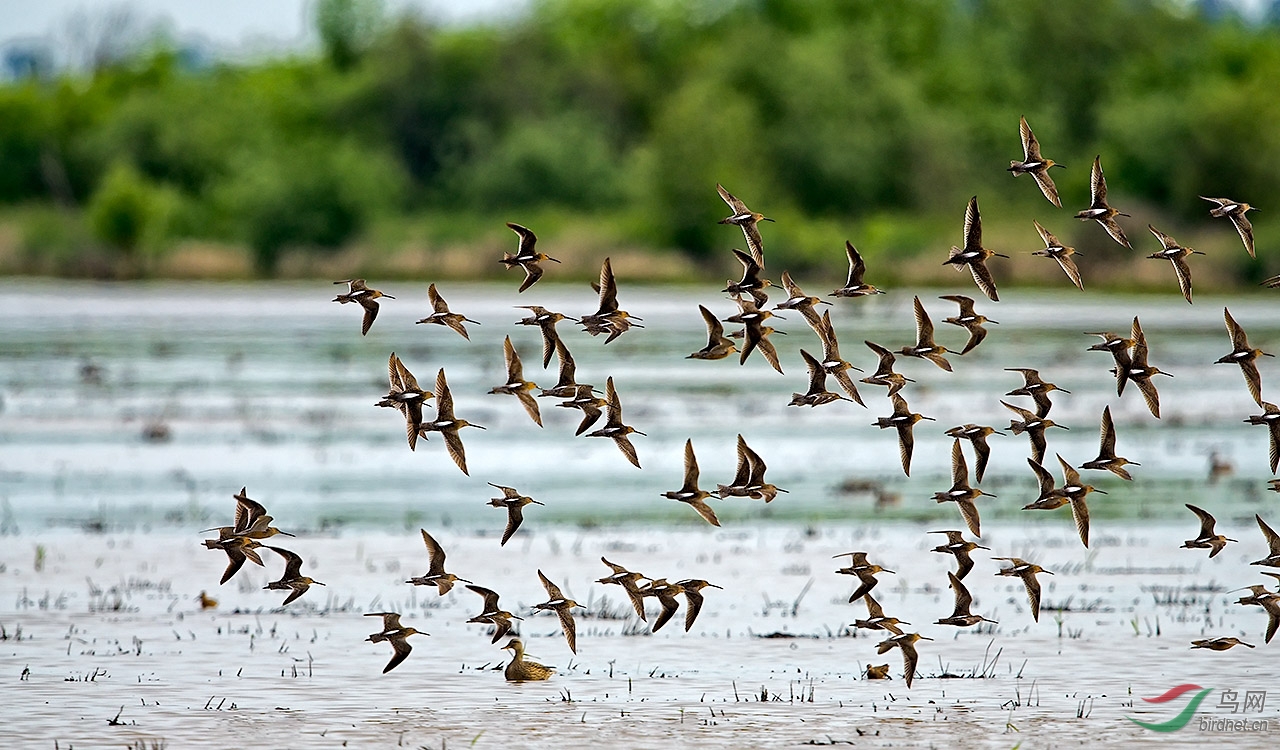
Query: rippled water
[[1, 280, 1277, 533], [2, 280, 1280, 746]]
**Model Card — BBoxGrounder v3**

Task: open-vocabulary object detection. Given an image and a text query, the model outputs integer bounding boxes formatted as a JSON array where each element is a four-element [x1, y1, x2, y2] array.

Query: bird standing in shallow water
[[943, 196, 1007, 302], [1008, 116, 1064, 207], [406, 529, 470, 594], [502, 222, 560, 293], [503, 638, 554, 681], [332, 279, 393, 336], [365, 612, 427, 674], [1200, 196, 1256, 257], [1075, 156, 1130, 248]]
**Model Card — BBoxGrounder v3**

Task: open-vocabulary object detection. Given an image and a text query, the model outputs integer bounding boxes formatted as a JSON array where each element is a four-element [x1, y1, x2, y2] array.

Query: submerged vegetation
[[1, 0, 1278, 283]]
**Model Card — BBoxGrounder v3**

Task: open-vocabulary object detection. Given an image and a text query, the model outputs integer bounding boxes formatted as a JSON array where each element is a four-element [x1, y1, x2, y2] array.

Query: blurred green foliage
[[1, 0, 1278, 277]]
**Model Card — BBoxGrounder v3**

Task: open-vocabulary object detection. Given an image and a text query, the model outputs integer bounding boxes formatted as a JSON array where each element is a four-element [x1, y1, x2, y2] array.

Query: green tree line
[[1, 0, 1277, 282]]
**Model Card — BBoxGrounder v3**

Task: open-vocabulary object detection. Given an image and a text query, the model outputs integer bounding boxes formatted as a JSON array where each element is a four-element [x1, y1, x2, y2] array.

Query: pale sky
[[0, 0, 528, 52]]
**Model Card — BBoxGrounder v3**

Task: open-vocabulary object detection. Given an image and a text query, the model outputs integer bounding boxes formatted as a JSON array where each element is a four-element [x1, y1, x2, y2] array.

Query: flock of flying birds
[[202, 116, 1280, 685]]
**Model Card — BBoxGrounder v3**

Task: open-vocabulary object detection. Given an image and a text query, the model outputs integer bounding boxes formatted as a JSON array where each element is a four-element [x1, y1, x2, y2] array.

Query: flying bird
[[994, 557, 1053, 622], [262, 546, 324, 605], [897, 296, 953, 371], [501, 222, 560, 293], [943, 196, 1007, 302], [1200, 196, 1256, 257], [932, 439, 996, 537], [716, 183, 773, 267], [1216, 307, 1272, 406], [533, 570, 582, 654], [929, 530, 990, 581], [1074, 156, 1131, 248], [688, 304, 737, 360], [831, 242, 885, 297], [661, 439, 721, 527], [405, 529, 471, 594], [944, 424, 1003, 484], [939, 294, 997, 355], [332, 279, 394, 336], [365, 612, 427, 674], [1008, 116, 1064, 207], [487, 336, 542, 427], [1145, 225, 1203, 304], [585, 377, 645, 468], [874, 394, 935, 476], [419, 369, 486, 475], [935, 571, 998, 627], [1080, 405, 1139, 480], [415, 283, 479, 339], [1031, 221, 1083, 290], [487, 484, 544, 546], [1180, 504, 1236, 559]]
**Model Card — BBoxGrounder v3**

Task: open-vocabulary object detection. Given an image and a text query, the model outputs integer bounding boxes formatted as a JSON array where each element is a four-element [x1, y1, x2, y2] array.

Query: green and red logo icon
[[1127, 684, 1215, 732]]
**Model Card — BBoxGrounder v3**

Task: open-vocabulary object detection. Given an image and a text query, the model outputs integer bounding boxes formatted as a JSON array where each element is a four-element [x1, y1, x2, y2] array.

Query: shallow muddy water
[[2, 280, 1280, 746]]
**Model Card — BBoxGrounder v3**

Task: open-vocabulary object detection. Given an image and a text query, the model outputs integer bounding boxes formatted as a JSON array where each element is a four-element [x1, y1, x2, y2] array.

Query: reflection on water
[[1, 280, 1277, 531]]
